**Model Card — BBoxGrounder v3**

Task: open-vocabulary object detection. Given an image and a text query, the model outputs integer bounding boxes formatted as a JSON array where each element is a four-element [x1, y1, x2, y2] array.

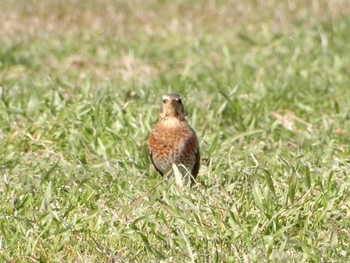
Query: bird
[[148, 93, 200, 183]]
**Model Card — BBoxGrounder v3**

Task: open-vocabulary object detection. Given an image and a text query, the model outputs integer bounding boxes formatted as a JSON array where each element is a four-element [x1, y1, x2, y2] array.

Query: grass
[[1, 0, 350, 261]]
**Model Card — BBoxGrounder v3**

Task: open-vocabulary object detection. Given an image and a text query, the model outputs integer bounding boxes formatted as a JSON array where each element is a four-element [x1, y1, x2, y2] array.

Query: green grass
[[1, 0, 350, 261]]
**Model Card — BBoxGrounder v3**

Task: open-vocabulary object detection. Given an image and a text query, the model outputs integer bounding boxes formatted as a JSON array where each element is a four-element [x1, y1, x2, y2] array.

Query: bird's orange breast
[[148, 119, 199, 177]]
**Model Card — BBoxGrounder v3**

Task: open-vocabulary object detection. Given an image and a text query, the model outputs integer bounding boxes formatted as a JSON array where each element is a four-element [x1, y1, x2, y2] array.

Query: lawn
[[1, 0, 350, 261]]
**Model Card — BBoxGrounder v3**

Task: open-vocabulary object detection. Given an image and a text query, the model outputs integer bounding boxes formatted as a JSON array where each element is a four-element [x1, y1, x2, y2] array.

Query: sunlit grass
[[1, 0, 350, 261]]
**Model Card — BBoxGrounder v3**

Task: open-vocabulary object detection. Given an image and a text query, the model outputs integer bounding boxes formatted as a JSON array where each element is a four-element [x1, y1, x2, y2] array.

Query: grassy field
[[1, 0, 350, 261]]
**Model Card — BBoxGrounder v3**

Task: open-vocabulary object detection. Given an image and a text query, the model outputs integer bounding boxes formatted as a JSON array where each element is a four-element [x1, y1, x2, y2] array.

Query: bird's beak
[[162, 100, 178, 116]]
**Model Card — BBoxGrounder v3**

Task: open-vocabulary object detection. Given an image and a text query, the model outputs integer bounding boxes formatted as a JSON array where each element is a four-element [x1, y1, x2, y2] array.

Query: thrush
[[148, 93, 200, 183]]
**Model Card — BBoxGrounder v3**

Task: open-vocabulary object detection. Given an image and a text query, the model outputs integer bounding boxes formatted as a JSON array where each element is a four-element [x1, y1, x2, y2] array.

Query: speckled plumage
[[148, 94, 200, 182]]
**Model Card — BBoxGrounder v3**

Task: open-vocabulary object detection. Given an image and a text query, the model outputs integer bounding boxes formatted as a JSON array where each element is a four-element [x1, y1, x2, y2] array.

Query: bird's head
[[160, 93, 185, 119]]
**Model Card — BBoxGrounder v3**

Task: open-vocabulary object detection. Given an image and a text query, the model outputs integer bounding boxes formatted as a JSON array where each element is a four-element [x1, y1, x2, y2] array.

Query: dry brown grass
[[1, 0, 350, 41], [1, 0, 350, 84], [2, 0, 349, 82], [58, 53, 158, 81]]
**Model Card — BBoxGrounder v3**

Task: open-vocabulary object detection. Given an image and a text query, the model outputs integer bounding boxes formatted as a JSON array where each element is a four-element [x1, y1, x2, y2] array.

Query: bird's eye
[[163, 99, 168, 103], [177, 99, 182, 103]]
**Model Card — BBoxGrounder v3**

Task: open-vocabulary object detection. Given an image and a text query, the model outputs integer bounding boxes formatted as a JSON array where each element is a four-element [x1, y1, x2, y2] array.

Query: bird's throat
[[160, 116, 184, 128]]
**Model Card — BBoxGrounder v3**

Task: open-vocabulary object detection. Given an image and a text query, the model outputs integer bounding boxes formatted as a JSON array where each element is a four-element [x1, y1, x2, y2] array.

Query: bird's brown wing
[[189, 129, 200, 180], [191, 146, 200, 178], [148, 132, 164, 176]]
